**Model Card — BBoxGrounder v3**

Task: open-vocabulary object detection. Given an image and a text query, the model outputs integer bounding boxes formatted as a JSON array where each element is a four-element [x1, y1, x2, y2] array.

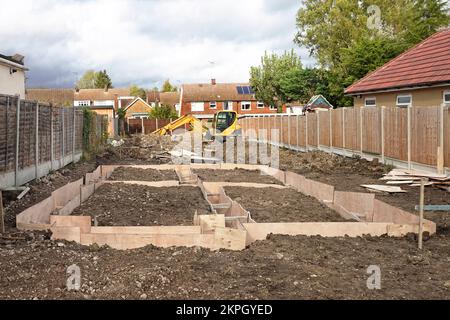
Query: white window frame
[[241, 101, 251, 111], [209, 101, 217, 109], [257, 101, 264, 109], [444, 91, 450, 105], [75, 100, 90, 107], [364, 97, 377, 107], [191, 102, 204, 112], [269, 105, 277, 110], [396, 94, 412, 108]]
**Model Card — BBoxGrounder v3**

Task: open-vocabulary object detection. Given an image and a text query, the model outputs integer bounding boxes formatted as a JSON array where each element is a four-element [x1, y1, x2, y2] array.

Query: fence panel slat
[[361, 107, 381, 154], [411, 106, 439, 166]]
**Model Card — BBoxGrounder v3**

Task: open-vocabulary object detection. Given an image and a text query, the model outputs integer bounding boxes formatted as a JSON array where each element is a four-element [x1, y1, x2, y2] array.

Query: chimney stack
[[211, 79, 216, 85]]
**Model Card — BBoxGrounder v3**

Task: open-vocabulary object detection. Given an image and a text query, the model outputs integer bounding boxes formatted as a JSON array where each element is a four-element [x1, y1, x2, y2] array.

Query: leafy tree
[[149, 105, 178, 120], [280, 68, 329, 103], [130, 84, 147, 100], [76, 70, 97, 89], [94, 70, 113, 89], [250, 50, 302, 109], [161, 79, 178, 92]]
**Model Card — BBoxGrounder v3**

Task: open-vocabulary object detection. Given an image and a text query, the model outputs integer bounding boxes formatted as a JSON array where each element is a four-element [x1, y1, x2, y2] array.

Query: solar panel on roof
[[242, 86, 250, 94], [249, 87, 255, 94]]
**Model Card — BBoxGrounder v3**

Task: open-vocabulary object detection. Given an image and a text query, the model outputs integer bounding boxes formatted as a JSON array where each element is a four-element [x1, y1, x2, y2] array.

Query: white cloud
[[0, 0, 314, 88]]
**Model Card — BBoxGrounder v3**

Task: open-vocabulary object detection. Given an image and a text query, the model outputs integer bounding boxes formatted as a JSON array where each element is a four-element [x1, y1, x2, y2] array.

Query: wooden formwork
[[16, 164, 437, 251]]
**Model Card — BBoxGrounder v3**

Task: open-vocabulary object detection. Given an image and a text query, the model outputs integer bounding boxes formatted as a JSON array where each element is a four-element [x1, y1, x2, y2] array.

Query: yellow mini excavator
[[153, 110, 241, 140]]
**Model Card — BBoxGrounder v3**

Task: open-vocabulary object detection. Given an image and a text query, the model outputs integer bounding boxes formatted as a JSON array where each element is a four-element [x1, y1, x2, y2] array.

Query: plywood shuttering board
[[344, 108, 360, 151], [319, 111, 330, 147], [384, 107, 407, 161], [0, 96, 18, 172], [18, 101, 36, 169], [307, 113, 317, 146], [445, 107, 450, 168], [38, 105, 52, 164], [331, 109, 343, 148], [411, 106, 439, 166], [361, 107, 381, 154]]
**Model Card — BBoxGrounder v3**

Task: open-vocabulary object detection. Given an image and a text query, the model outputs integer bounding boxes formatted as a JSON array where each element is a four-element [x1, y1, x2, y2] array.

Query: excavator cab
[[212, 111, 241, 137]]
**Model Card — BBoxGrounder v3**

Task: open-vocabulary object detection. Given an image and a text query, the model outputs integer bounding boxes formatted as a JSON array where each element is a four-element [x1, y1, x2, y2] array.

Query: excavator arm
[[153, 114, 209, 136]]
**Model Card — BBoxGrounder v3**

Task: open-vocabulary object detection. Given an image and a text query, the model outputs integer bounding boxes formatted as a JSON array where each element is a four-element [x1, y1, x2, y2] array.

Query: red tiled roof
[[345, 29, 450, 95]]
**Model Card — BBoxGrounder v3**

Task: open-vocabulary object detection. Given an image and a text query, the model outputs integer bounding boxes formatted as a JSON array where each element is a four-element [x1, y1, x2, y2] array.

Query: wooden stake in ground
[[0, 191, 4, 234], [418, 178, 425, 250]]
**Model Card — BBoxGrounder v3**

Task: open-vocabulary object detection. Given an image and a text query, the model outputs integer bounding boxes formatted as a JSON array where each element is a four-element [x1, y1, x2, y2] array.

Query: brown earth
[[278, 148, 450, 234], [225, 187, 350, 223], [0, 232, 449, 300], [109, 167, 178, 182], [71, 183, 210, 226], [194, 169, 283, 185], [2, 136, 174, 230]]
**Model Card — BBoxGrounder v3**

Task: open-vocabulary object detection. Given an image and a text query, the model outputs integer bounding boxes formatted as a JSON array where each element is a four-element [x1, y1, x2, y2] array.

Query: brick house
[[180, 80, 285, 120], [123, 97, 153, 119], [74, 88, 134, 136], [147, 91, 181, 112], [345, 28, 450, 108]]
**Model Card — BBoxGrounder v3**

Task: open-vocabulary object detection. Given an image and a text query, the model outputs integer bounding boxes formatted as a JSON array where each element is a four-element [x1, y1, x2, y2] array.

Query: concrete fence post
[[381, 106, 385, 163], [141, 118, 144, 135], [407, 105, 412, 169], [14, 96, 20, 186], [35, 102, 39, 179]]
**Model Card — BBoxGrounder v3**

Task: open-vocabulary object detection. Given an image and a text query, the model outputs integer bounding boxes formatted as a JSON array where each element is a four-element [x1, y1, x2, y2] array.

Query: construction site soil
[[225, 187, 349, 223], [194, 169, 283, 185], [0, 232, 449, 300], [1, 135, 449, 300], [71, 184, 210, 226], [278, 148, 450, 234], [109, 167, 178, 182]]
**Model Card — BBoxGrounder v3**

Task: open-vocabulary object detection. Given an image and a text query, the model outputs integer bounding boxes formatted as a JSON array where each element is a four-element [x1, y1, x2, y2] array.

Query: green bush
[[149, 104, 178, 120]]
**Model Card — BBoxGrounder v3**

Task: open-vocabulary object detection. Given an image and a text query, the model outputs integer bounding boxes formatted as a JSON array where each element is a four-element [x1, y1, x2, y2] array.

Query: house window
[[75, 100, 90, 107], [209, 101, 217, 109], [241, 101, 251, 111], [444, 91, 450, 104], [257, 101, 264, 109], [269, 105, 277, 111], [191, 102, 204, 112], [364, 97, 376, 107], [396, 95, 412, 107]]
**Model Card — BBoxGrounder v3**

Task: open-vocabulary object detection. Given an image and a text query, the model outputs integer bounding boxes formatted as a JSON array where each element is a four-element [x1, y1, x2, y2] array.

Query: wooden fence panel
[[38, 104, 52, 163], [384, 107, 408, 161], [332, 109, 343, 148], [344, 108, 360, 151], [18, 101, 36, 169], [445, 106, 450, 168], [307, 113, 318, 146], [361, 107, 381, 154], [289, 116, 297, 146], [318, 111, 330, 147], [281, 116, 289, 145], [297, 116, 306, 147], [411, 106, 439, 166], [0, 96, 18, 172]]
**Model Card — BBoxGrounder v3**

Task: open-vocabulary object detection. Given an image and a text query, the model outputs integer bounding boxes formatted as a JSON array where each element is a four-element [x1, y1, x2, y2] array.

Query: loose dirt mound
[[225, 187, 349, 222], [194, 169, 283, 185], [109, 167, 178, 182], [71, 183, 210, 226], [1, 232, 449, 299]]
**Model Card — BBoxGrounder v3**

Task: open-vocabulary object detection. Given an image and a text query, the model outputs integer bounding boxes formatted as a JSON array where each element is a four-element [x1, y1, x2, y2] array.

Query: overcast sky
[[0, 0, 313, 89]]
